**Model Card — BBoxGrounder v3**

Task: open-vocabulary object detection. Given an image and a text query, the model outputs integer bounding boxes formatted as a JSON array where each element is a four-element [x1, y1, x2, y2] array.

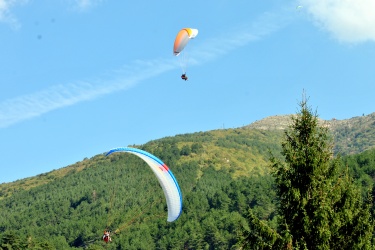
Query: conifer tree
[[238, 97, 373, 249], [271, 97, 373, 249]]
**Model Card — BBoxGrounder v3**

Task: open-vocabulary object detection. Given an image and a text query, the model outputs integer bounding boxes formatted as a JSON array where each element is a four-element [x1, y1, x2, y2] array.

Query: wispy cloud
[[0, 59, 177, 128], [191, 10, 290, 64], [0, 0, 102, 27], [300, 0, 375, 43], [71, 0, 103, 11], [0, 10, 289, 129], [0, 0, 28, 29]]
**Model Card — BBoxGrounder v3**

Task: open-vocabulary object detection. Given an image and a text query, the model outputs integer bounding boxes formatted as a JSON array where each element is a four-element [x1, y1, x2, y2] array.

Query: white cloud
[[191, 10, 289, 64], [0, 58, 177, 128], [300, 0, 375, 43], [0, 10, 288, 128], [0, 0, 102, 28], [0, 0, 28, 29], [71, 0, 103, 11]]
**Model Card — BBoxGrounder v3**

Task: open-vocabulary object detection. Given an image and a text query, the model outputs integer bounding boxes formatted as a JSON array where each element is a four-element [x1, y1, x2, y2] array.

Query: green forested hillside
[[0, 114, 375, 249], [0, 129, 282, 249], [3, 112, 375, 199], [329, 112, 375, 155]]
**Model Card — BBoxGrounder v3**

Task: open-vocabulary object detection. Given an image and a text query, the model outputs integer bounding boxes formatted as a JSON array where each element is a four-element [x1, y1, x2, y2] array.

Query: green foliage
[[244, 98, 374, 249], [331, 113, 375, 155], [0, 141, 278, 249], [341, 149, 375, 190], [0, 109, 375, 248], [0, 230, 55, 250], [237, 210, 288, 250]]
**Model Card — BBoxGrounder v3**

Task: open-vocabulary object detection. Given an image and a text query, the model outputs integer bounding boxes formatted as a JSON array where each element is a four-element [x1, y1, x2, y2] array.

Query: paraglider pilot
[[103, 230, 112, 243], [181, 73, 188, 81]]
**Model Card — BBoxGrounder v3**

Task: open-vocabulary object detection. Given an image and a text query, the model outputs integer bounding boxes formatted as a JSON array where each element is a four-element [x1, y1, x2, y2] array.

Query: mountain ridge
[[245, 112, 375, 155], [0, 112, 375, 248], [245, 112, 375, 131], [1, 112, 374, 197]]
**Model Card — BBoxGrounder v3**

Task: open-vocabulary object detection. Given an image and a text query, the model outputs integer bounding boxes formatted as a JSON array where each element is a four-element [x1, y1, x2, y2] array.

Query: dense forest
[[0, 114, 375, 249]]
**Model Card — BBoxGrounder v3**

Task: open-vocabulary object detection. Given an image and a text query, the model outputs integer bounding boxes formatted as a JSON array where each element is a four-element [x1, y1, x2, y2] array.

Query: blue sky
[[1, 0, 375, 183]]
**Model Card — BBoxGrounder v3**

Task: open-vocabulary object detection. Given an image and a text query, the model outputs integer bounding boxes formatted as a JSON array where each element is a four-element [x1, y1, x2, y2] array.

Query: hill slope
[[0, 112, 375, 248], [0, 128, 284, 199], [245, 112, 375, 155], [0, 131, 281, 249], [2, 112, 375, 199]]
